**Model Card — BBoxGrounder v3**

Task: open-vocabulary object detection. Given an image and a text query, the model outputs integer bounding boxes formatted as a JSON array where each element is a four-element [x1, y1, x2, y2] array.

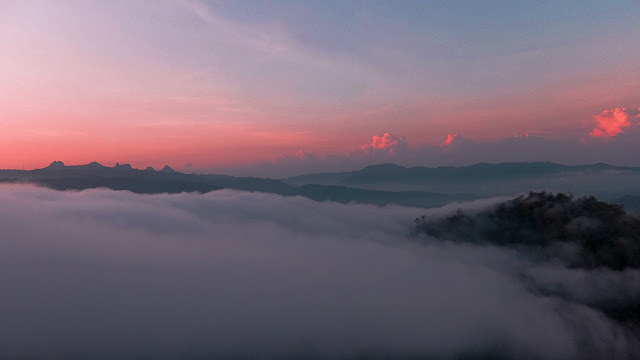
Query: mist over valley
[[1, 181, 639, 359]]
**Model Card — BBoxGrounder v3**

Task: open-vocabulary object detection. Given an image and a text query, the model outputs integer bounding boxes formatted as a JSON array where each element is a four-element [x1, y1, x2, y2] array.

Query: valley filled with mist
[[1, 162, 639, 359]]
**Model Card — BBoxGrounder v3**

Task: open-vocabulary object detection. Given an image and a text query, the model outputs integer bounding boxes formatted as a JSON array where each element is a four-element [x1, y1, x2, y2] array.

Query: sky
[[1, 0, 639, 173]]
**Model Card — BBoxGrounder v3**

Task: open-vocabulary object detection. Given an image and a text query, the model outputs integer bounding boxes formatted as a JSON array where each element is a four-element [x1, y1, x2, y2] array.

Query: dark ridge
[[284, 161, 640, 187], [342, 162, 573, 185], [32, 175, 219, 194], [44, 161, 66, 169], [86, 161, 105, 169], [114, 162, 133, 170], [162, 165, 176, 173], [415, 191, 640, 270], [144, 166, 156, 171], [2, 162, 471, 207], [197, 174, 474, 208], [359, 163, 408, 173]]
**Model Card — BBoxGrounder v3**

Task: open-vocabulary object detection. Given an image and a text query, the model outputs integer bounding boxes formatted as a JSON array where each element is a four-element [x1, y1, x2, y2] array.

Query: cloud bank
[[0, 185, 638, 359]]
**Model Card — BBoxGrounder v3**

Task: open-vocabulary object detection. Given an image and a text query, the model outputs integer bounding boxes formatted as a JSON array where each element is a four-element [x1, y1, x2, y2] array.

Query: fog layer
[[0, 185, 637, 359]]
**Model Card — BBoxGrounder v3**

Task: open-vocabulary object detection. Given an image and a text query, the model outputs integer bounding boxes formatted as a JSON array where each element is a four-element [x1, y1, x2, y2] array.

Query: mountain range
[[1, 161, 639, 210], [285, 161, 640, 186]]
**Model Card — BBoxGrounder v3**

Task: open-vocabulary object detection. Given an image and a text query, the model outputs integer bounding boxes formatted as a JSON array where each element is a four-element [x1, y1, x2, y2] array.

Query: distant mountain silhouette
[[197, 173, 473, 207], [4, 162, 219, 194], [0, 161, 472, 208], [2, 161, 639, 209], [286, 162, 640, 187], [86, 162, 106, 169], [282, 170, 357, 186], [114, 163, 133, 170], [45, 161, 66, 169]]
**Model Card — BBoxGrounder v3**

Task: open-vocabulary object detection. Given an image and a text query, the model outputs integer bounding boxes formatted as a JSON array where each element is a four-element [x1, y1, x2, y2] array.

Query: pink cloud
[[589, 108, 639, 138], [360, 133, 408, 154], [440, 134, 458, 147]]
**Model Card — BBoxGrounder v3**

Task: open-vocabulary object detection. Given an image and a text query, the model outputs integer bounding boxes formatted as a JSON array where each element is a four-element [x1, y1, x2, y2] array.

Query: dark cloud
[[0, 185, 638, 359]]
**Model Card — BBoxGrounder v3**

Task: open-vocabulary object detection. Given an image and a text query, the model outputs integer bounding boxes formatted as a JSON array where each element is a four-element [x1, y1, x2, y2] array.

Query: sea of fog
[[0, 184, 638, 359]]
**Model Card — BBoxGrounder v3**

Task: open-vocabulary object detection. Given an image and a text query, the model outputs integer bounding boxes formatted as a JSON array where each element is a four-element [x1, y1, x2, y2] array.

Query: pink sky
[[1, 1, 639, 171]]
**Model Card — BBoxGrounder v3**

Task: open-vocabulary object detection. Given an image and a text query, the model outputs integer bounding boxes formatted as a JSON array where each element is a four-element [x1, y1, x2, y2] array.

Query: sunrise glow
[[1, 1, 639, 173]]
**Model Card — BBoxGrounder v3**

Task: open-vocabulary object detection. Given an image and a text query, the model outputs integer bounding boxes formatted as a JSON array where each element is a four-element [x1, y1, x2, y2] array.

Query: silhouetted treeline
[[415, 191, 640, 270]]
